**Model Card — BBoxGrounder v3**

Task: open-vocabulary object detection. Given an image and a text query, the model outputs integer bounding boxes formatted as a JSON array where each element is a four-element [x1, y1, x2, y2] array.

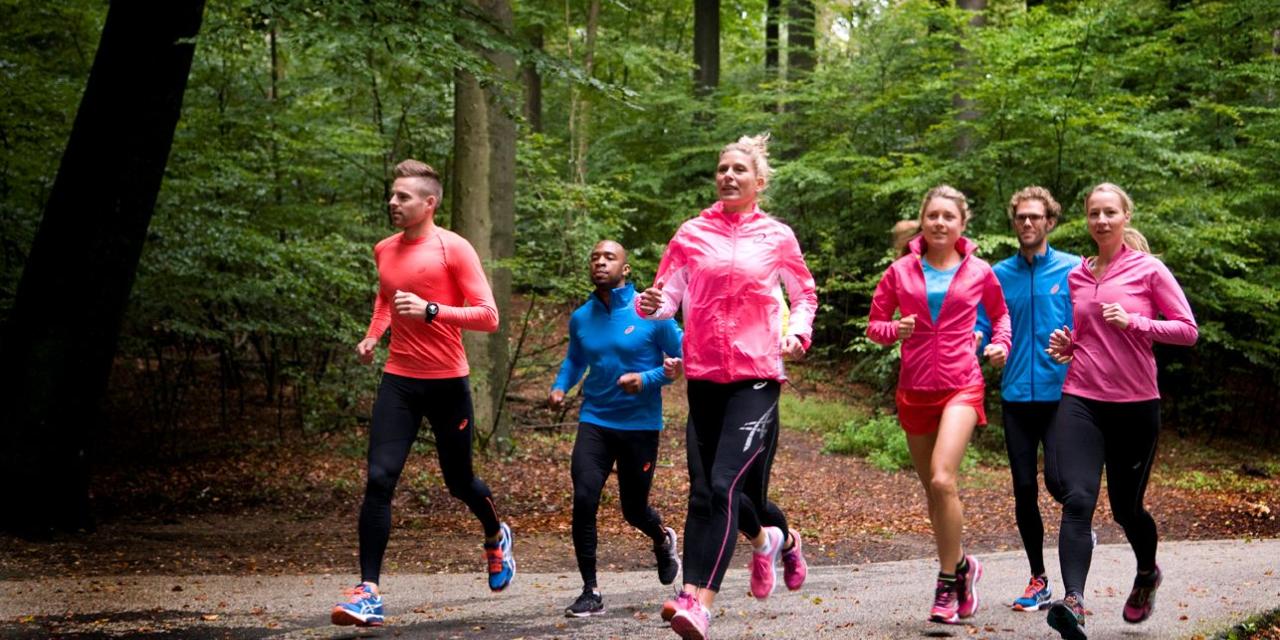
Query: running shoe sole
[[670, 610, 709, 640], [1047, 603, 1087, 640], [565, 607, 606, 618], [330, 608, 383, 627], [957, 557, 983, 618]]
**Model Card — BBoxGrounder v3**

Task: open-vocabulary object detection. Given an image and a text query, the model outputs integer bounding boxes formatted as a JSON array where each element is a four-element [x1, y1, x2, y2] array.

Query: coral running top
[[364, 228, 499, 379]]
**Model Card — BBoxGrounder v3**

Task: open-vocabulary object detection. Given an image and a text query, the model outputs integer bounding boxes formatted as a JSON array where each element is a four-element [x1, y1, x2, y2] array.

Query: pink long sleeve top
[[638, 201, 818, 384], [365, 228, 499, 379], [1061, 244, 1198, 402], [867, 235, 1011, 391]]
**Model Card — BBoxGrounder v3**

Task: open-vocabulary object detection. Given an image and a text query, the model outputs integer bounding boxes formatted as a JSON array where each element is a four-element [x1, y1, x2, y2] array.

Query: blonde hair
[[1008, 185, 1062, 221], [919, 184, 971, 224], [1086, 182, 1148, 252], [892, 219, 920, 255], [720, 133, 773, 190], [1123, 227, 1150, 253]]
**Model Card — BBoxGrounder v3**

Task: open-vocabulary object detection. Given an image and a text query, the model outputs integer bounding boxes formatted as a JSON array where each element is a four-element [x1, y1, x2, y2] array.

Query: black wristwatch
[[425, 301, 440, 324]]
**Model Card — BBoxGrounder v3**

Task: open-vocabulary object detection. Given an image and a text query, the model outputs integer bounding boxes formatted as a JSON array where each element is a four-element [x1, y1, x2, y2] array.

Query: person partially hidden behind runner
[[332, 160, 513, 628], [976, 186, 1079, 612], [1043, 183, 1198, 640], [868, 185, 1011, 626], [549, 240, 685, 618]]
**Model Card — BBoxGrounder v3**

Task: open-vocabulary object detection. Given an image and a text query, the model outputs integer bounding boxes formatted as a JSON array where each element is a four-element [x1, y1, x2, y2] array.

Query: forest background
[[1, 0, 1278, 536]]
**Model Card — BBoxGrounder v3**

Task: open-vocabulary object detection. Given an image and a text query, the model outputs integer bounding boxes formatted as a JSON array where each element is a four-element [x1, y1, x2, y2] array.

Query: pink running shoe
[[661, 590, 697, 623], [670, 601, 710, 640], [956, 555, 983, 618], [929, 579, 960, 625], [781, 530, 808, 591], [748, 526, 785, 599], [1122, 565, 1162, 624]]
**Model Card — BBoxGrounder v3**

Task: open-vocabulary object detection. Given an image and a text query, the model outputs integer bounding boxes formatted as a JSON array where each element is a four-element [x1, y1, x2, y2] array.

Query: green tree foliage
[[3, 0, 1277, 442]]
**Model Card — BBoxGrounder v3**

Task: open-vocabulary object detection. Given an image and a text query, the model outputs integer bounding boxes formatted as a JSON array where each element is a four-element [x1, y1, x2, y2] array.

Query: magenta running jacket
[[867, 235, 1012, 391], [639, 201, 818, 384], [1061, 244, 1198, 402]]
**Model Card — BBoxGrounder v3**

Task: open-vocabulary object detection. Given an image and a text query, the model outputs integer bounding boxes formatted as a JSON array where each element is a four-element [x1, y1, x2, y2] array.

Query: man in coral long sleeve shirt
[[332, 160, 512, 628]]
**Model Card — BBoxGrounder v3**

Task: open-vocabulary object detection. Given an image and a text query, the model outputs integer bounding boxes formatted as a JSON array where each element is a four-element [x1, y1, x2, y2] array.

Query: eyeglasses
[[1014, 213, 1048, 224]]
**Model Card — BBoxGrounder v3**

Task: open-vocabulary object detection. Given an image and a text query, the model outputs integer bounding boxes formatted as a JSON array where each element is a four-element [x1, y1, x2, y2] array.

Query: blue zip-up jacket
[[553, 283, 683, 430], [977, 244, 1080, 402]]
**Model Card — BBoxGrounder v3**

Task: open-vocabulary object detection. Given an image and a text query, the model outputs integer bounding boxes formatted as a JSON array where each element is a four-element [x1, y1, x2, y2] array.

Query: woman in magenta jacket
[[1042, 183, 1198, 640], [867, 185, 1011, 625], [638, 134, 818, 640]]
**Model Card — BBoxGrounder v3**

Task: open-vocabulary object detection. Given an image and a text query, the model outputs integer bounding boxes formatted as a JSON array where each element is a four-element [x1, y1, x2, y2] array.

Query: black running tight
[[1045, 394, 1160, 596], [683, 379, 779, 592], [1003, 400, 1058, 577], [570, 422, 667, 589], [359, 373, 500, 584], [736, 403, 789, 543]]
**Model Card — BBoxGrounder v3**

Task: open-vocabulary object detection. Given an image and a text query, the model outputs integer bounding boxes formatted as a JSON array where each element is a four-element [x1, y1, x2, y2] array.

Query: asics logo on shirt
[[740, 401, 777, 452], [1051, 283, 1061, 294], [624, 325, 636, 335]]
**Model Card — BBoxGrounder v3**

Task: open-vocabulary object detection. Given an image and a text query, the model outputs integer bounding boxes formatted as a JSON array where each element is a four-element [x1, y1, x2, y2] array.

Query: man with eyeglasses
[[977, 186, 1080, 614]]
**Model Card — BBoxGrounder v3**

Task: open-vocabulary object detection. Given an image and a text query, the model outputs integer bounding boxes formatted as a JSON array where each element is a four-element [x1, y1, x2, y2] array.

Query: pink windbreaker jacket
[[867, 235, 1012, 391], [1061, 244, 1198, 402], [639, 201, 818, 383]]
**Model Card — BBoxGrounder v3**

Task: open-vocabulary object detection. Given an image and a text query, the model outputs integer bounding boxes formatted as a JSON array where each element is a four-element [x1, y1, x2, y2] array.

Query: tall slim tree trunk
[[453, 55, 493, 447], [0, 0, 207, 536], [575, 0, 600, 183], [786, 0, 816, 77], [479, 0, 517, 452], [693, 0, 719, 94], [765, 0, 781, 80], [521, 24, 543, 133], [953, 0, 986, 156]]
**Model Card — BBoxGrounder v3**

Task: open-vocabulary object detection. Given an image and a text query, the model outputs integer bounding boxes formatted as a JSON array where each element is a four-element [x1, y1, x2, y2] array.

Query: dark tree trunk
[[521, 24, 543, 133], [693, 0, 719, 94], [765, 0, 780, 79], [0, 0, 207, 536], [480, 0, 516, 452], [786, 0, 816, 77]]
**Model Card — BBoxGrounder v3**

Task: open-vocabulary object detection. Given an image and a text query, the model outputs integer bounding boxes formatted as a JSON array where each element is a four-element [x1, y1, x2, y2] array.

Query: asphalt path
[[3, 539, 1277, 639]]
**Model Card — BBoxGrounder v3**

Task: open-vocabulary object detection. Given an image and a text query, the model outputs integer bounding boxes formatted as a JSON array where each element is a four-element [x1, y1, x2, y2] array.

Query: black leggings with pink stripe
[[359, 373, 500, 584], [683, 379, 780, 591]]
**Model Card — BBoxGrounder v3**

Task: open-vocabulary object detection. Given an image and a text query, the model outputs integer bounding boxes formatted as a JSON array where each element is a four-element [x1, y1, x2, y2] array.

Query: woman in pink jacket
[[867, 185, 1011, 625], [638, 134, 818, 640], [1043, 184, 1197, 640]]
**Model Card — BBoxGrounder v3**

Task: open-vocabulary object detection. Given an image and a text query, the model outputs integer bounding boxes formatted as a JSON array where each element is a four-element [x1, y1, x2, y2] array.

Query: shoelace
[[1023, 576, 1047, 598], [343, 585, 374, 603], [1063, 594, 1085, 617], [1127, 584, 1153, 607], [486, 547, 505, 574], [933, 581, 957, 608]]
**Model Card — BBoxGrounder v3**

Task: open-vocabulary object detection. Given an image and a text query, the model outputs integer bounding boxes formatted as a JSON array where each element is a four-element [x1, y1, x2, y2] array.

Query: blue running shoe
[[1013, 574, 1052, 611], [486, 522, 516, 591], [331, 583, 384, 627]]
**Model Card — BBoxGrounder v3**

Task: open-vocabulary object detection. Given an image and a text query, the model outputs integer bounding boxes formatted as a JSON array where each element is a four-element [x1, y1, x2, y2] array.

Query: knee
[[1059, 492, 1097, 521], [573, 484, 603, 511], [444, 474, 478, 500], [620, 502, 649, 528], [929, 473, 958, 502], [365, 465, 399, 498]]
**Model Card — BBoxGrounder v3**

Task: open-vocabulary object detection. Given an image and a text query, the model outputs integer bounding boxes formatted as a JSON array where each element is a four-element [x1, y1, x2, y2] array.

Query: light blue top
[[921, 258, 959, 324]]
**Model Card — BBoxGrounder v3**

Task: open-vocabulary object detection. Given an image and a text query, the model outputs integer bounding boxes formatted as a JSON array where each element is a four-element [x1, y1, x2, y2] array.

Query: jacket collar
[[1015, 243, 1057, 269], [701, 199, 765, 224], [591, 282, 635, 310], [907, 234, 978, 258]]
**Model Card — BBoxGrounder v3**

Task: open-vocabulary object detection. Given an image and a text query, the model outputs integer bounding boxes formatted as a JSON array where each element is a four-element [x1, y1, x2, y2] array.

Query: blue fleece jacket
[[553, 283, 682, 430], [977, 244, 1080, 402]]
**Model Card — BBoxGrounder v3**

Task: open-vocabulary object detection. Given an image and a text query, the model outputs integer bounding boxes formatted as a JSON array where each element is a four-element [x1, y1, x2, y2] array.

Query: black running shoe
[[1047, 592, 1088, 640], [655, 526, 680, 585], [565, 588, 605, 618]]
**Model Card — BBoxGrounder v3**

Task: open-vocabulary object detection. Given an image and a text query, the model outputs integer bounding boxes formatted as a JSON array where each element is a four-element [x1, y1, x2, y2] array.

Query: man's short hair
[[1007, 185, 1062, 221], [394, 159, 443, 200]]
